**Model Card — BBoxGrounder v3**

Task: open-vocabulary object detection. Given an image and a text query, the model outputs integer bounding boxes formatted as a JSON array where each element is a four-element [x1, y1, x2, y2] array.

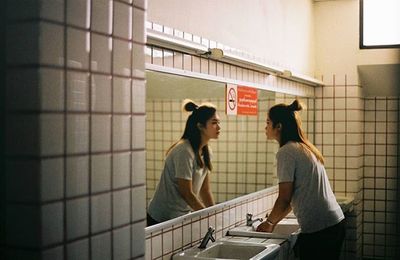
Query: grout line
[[62, 0, 68, 258], [88, 0, 93, 257]]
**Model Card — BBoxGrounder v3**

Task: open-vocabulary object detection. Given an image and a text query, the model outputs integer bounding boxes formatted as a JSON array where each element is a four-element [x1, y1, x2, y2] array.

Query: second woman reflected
[[147, 99, 221, 226]]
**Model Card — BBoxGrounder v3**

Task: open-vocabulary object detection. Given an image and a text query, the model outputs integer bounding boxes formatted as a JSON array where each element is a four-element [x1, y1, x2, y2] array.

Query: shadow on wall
[[358, 64, 400, 97]]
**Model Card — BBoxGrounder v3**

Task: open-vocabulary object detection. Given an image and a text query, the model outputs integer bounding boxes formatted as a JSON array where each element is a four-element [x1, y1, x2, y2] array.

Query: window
[[360, 0, 400, 49]]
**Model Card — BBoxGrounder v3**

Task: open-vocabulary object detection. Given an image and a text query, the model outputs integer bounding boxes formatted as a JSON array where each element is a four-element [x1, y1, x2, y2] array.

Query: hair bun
[[288, 99, 303, 112], [182, 99, 198, 112]]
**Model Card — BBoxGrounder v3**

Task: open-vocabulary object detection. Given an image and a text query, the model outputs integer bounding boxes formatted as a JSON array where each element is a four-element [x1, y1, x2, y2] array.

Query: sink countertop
[[220, 235, 285, 246], [335, 195, 354, 213]]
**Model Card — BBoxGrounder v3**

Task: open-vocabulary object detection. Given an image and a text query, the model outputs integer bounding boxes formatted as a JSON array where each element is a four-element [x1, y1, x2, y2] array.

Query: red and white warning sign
[[226, 84, 258, 116]]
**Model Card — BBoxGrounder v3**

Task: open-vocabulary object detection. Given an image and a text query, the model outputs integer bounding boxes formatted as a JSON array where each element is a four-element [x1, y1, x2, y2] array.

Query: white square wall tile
[[131, 186, 146, 221], [172, 225, 183, 251], [91, 74, 112, 112], [133, 8, 145, 43], [41, 245, 64, 260], [39, 0, 65, 22], [91, 154, 112, 193], [113, 189, 131, 227], [67, 28, 89, 69], [6, 69, 38, 110], [6, 160, 40, 202], [132, 150, 145, 185], [145, 238, 152, 260], [113, 77, 131, 113], [40, 158, 64, 201], [132, 44, 145, 78], [113, 115, 131, 151], [39, 22, 64, 66], [40, 68, 64, 111], [151, 234, 162, 259], [113, 226, 131, 260], [41, 202, 63, 246], [162, 230, 173, 255], [91, 232, 111, 260], [113, 2, 132, 39], [132, 115, 145, 149], [113, 39, 131, 76], [67, 239, 89, 260], [67, 0, 89, 28], [191, 220, 201, 242], [66, 114, 89, 154], [91, 193, 112, 233], [67, 71, 89, 111], [40, 114, 64, 156], [113, 152, 131, 188], [91, 115, 111, 152], [6, 205, 42, 247], [132, 79, 145, 113], [7, 23, 38, 65], [7, 0, 39, 20], [91, 34, 112, 73], [182, 223, 191, 246], [66, 155, 89, 197], [66, 197, 89, 240], [92, 0, 112, 34]]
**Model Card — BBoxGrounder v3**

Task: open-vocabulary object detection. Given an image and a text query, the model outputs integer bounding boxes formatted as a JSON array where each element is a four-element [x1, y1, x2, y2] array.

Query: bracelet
[[266, 218, 275, 226]]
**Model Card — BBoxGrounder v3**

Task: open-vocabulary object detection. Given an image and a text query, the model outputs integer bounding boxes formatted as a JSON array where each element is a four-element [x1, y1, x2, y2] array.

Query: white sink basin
[[227, 218, 300, 240], [173, 240, 280, 260]]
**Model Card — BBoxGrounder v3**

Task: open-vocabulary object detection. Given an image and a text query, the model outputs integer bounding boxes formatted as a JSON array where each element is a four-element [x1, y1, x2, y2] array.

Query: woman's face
[[201, 113, 221, 141], [265, 116, 279, 141]]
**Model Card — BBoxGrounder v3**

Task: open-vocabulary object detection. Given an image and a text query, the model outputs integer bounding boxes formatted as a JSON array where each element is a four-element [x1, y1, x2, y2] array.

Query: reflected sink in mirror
[[173, 240, 280, 260]]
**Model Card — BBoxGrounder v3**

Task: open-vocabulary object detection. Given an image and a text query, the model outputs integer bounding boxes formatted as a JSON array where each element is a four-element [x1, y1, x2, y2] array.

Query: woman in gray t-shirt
[[256, 99, 345, 260], [147, 99, 221, 225]]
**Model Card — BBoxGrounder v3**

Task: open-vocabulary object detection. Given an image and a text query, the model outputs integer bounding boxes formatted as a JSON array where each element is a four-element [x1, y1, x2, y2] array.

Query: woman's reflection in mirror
[[147, 99, 221, 226]]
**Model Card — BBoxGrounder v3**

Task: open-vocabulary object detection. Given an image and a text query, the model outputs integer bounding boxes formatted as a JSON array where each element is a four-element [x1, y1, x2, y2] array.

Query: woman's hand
[[256, 221, 274, 233]]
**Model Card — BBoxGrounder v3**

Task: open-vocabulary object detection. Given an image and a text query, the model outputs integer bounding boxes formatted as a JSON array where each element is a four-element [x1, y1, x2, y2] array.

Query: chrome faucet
[[246, 213, 263, 226], [198, 227, 216, 249]]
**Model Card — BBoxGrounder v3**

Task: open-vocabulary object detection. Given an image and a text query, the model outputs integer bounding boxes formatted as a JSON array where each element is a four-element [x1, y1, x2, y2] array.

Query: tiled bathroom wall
[[316, 76, 400, 260], [315, 75, 364, 259], [363, 97, 399, 259], [3, 0, 147, 259]]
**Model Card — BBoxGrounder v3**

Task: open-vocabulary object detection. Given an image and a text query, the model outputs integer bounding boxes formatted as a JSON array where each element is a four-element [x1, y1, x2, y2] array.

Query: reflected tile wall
[[3, 0, 147, 259]]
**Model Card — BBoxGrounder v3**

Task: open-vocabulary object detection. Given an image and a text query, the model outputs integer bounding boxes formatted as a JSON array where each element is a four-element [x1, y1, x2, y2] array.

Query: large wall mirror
[[145, 70, 315, 213]]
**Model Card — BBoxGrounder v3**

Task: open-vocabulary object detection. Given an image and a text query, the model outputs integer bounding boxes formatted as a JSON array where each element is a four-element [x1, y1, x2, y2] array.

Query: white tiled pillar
[[2, 0, 147, 259], [315, 75, 364, 259]]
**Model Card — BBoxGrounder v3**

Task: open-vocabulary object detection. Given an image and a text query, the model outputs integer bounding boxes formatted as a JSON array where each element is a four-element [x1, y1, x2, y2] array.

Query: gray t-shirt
[[148, 139, 209, 222], [277, 142, 344, 233]]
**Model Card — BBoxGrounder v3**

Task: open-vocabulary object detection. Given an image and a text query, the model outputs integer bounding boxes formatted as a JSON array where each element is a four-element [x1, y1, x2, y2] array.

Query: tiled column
[[2, 0, 146, 259], [363, 97, 399, 259], [315, 75, 364, 259]]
